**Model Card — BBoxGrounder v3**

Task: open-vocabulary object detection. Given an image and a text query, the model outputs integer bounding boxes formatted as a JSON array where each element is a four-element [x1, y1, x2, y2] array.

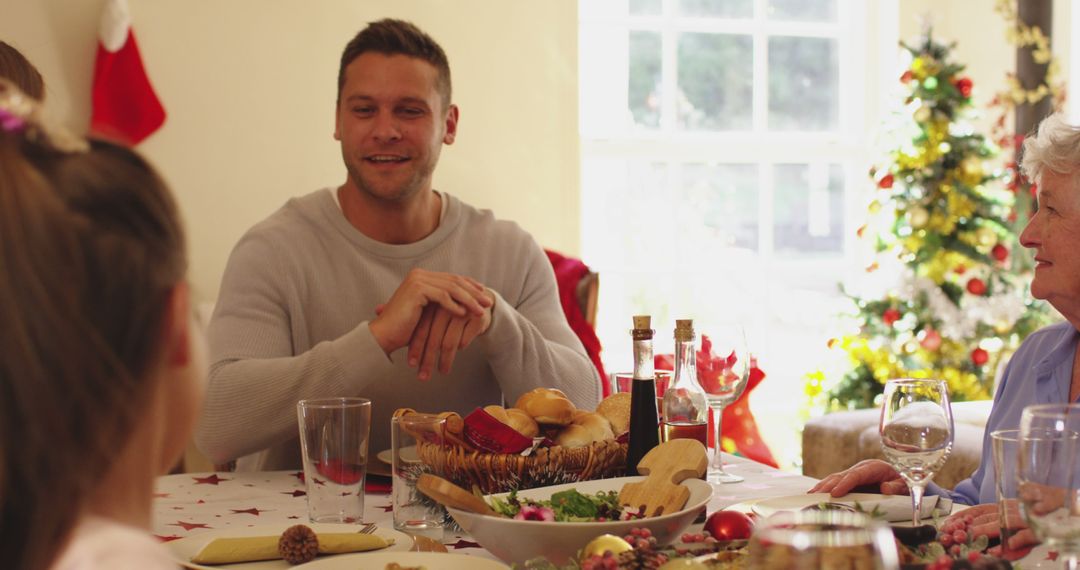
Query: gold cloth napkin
[[191, 532, 393, 564]]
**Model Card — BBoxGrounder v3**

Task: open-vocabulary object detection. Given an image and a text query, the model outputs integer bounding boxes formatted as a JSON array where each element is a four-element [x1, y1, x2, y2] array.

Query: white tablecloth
[[152, 453, 818, 561]]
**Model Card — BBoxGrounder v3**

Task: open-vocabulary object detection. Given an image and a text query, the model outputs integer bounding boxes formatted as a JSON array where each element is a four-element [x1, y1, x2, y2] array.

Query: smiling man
[[198, 19, 600, 470]]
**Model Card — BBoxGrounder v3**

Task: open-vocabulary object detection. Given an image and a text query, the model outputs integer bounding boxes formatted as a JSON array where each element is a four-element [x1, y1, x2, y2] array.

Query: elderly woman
[[810, 111, 1080, 554]]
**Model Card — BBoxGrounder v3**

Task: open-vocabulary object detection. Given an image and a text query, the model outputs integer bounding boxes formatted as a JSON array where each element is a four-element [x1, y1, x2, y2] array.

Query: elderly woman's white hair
[[1021, 112, 1080, 183]]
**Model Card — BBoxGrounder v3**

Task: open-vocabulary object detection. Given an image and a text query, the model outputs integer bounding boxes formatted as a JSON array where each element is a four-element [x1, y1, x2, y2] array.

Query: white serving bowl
[[447, 475, 712, 565]]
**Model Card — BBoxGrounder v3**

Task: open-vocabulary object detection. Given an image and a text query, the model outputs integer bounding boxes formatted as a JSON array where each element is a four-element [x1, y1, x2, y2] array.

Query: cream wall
[[1, 0, 580, 304]]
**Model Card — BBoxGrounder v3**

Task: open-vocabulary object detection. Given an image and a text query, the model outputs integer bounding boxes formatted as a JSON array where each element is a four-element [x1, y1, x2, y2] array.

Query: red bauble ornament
[[877, 173, 895, 189], [954, 76, 974, 98], [920, 329, 943, 352], [900, 70, 914, 84], [992, 244, 1009, 262], [704, 510, 755, 541], [966, 278, 987, 296], [954, 264, 967, 276], [971, 348, 989, 367], [882, 308, 902, 327]]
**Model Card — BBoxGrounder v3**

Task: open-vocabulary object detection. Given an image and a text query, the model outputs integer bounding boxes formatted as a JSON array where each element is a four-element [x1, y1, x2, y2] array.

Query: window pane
[[677, 0, 752, 18], [680, 163, 759, 251], [768, 36, 838, 131], [630, 0, 661, 15], [773, 163, 844, 255], [629, 31, 662, 128], [677, 33, 752, 131], [767, 0, 837, 22]]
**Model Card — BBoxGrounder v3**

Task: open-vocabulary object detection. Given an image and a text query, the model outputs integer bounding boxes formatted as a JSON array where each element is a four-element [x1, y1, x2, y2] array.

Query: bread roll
[[554, 410, 614, 448], [483, 405, 539, 438], [596, 392, 631, 435], [513, 388, 576, 426]]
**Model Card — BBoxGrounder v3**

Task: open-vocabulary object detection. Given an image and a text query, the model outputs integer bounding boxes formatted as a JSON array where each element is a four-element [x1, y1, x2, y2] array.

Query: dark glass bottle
[[626, 315, 660, 475]]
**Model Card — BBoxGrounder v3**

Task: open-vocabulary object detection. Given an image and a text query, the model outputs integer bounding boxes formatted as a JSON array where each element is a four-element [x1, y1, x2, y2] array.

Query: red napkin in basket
[[463, 407, 532, 454], [655, 334, 777, 468]]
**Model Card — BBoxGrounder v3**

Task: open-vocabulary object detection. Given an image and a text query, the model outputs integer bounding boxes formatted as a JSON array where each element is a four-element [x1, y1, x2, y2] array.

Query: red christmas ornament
[[704, 510, 755, 541], [954, 264, 967, 276], [920, 329, 943, 352], [953, 76, 974, 98], [877, 173, 895, 189], [992, 244, 1009, 262], [900, 70, 914, 84], [882, 308, 902, 327], [971, 348, 989, 367], [966, 278, 987, 296]]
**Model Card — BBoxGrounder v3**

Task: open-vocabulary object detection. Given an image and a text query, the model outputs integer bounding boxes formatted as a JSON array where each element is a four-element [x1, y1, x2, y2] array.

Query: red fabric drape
[[544, 250, 608, 396]]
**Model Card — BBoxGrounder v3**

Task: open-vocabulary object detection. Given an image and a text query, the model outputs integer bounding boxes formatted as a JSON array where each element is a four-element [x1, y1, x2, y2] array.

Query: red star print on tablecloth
[[153, 492, 169, 498], [282, 490, 306, 497], [1048, 551, 1060, 561], [230, 507, 268, 516], [448, 539, 481, 549], [169, 521, 211, 531], [378, 503, 393, 513], [193, 474, 230, 485], [154, 535, 183, 542]]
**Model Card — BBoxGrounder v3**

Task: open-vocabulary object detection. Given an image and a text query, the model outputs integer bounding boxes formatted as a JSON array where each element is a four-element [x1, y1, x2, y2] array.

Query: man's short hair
[[337, 19, 452, 110]]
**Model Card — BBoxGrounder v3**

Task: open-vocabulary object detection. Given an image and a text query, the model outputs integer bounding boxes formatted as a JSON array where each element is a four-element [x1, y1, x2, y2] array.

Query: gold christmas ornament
[[976, 227, 997, 247], [914, 105, 932, 123], [581, 534, 633, 559], [908, 206, 930, 229], [867, 200, 882, 214]]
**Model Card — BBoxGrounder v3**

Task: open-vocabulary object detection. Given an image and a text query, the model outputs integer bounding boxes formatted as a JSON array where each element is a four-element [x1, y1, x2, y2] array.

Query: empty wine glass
[[1018, 404, 1080, 569], [697, 326, 751, 484], [879, 378, 954, 526]]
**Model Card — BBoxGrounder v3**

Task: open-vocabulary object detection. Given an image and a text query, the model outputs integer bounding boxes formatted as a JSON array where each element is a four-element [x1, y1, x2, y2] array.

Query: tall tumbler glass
[[1018, 404, 1080, 569], [990, 429, 1024, 558], [297, 397, 372, 523]]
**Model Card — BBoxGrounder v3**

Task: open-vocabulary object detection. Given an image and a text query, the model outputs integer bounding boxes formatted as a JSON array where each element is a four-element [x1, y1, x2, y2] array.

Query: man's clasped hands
[[369, 268, 495, 380]]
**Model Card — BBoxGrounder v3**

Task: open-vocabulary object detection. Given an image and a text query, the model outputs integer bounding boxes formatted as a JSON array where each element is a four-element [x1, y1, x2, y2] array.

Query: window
[[580, 0, 879, 466]]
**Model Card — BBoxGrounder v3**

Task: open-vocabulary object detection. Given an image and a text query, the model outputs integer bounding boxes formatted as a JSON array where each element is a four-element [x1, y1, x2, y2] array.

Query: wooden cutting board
[[618, 439, 708, 517], [416, 474, 501, 517]]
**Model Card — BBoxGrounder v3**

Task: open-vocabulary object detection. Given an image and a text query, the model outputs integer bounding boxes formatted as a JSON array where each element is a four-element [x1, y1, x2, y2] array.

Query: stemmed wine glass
[[879, 378, 954, 526], [697, 326, 751, 484], [1018, 404, 1080, 569]]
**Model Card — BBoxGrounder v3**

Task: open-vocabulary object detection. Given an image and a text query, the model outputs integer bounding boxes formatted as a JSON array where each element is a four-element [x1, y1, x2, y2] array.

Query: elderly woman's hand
[[807, 459, 908, 497]]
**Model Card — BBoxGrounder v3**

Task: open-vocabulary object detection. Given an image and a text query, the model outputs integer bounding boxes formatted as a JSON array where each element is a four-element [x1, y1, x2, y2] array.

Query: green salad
[[489, 488, 637, 522]]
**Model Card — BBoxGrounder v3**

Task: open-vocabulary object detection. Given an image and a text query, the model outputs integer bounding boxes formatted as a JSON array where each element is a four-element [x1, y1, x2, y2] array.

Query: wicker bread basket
[[415, 438, 628, 494]]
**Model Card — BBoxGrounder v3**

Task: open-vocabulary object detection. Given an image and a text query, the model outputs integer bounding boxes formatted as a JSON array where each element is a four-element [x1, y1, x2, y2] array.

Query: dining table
[[152, 453, 819, 565]]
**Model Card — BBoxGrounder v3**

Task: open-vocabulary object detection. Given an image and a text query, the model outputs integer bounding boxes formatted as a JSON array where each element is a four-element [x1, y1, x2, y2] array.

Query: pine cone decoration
[[278, 524, 319, 565]]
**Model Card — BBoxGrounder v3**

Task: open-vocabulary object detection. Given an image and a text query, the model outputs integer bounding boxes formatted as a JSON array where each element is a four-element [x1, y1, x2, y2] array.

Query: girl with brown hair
[[0, 78, 204, 570]]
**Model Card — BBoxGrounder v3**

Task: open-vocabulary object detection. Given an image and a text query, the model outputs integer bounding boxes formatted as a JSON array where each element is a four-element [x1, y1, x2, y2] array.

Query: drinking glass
[[1018, 404, 1080, 569], [697, 326, 750, 484], [748, 510, 900, 569], [990, 429, 1025, 558], [879, 378, 953, 526], [296, 397, 372, 523]]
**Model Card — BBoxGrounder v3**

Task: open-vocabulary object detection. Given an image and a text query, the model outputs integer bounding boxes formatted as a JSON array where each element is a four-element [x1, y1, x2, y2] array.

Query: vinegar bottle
[[660, 319, 708, 446], [626, 315, 660, 475]]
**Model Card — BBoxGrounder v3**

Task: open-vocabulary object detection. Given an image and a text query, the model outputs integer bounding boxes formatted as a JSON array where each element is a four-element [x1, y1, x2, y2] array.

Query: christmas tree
[[805, 32, 1055, 411]]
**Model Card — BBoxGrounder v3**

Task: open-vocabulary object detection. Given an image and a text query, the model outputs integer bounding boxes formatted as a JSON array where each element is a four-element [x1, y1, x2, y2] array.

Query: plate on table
[[375, 446, 418, 467], [297, 551, 510, 569], [166, 523, 410, 570], [751, 493, 940, 523]]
